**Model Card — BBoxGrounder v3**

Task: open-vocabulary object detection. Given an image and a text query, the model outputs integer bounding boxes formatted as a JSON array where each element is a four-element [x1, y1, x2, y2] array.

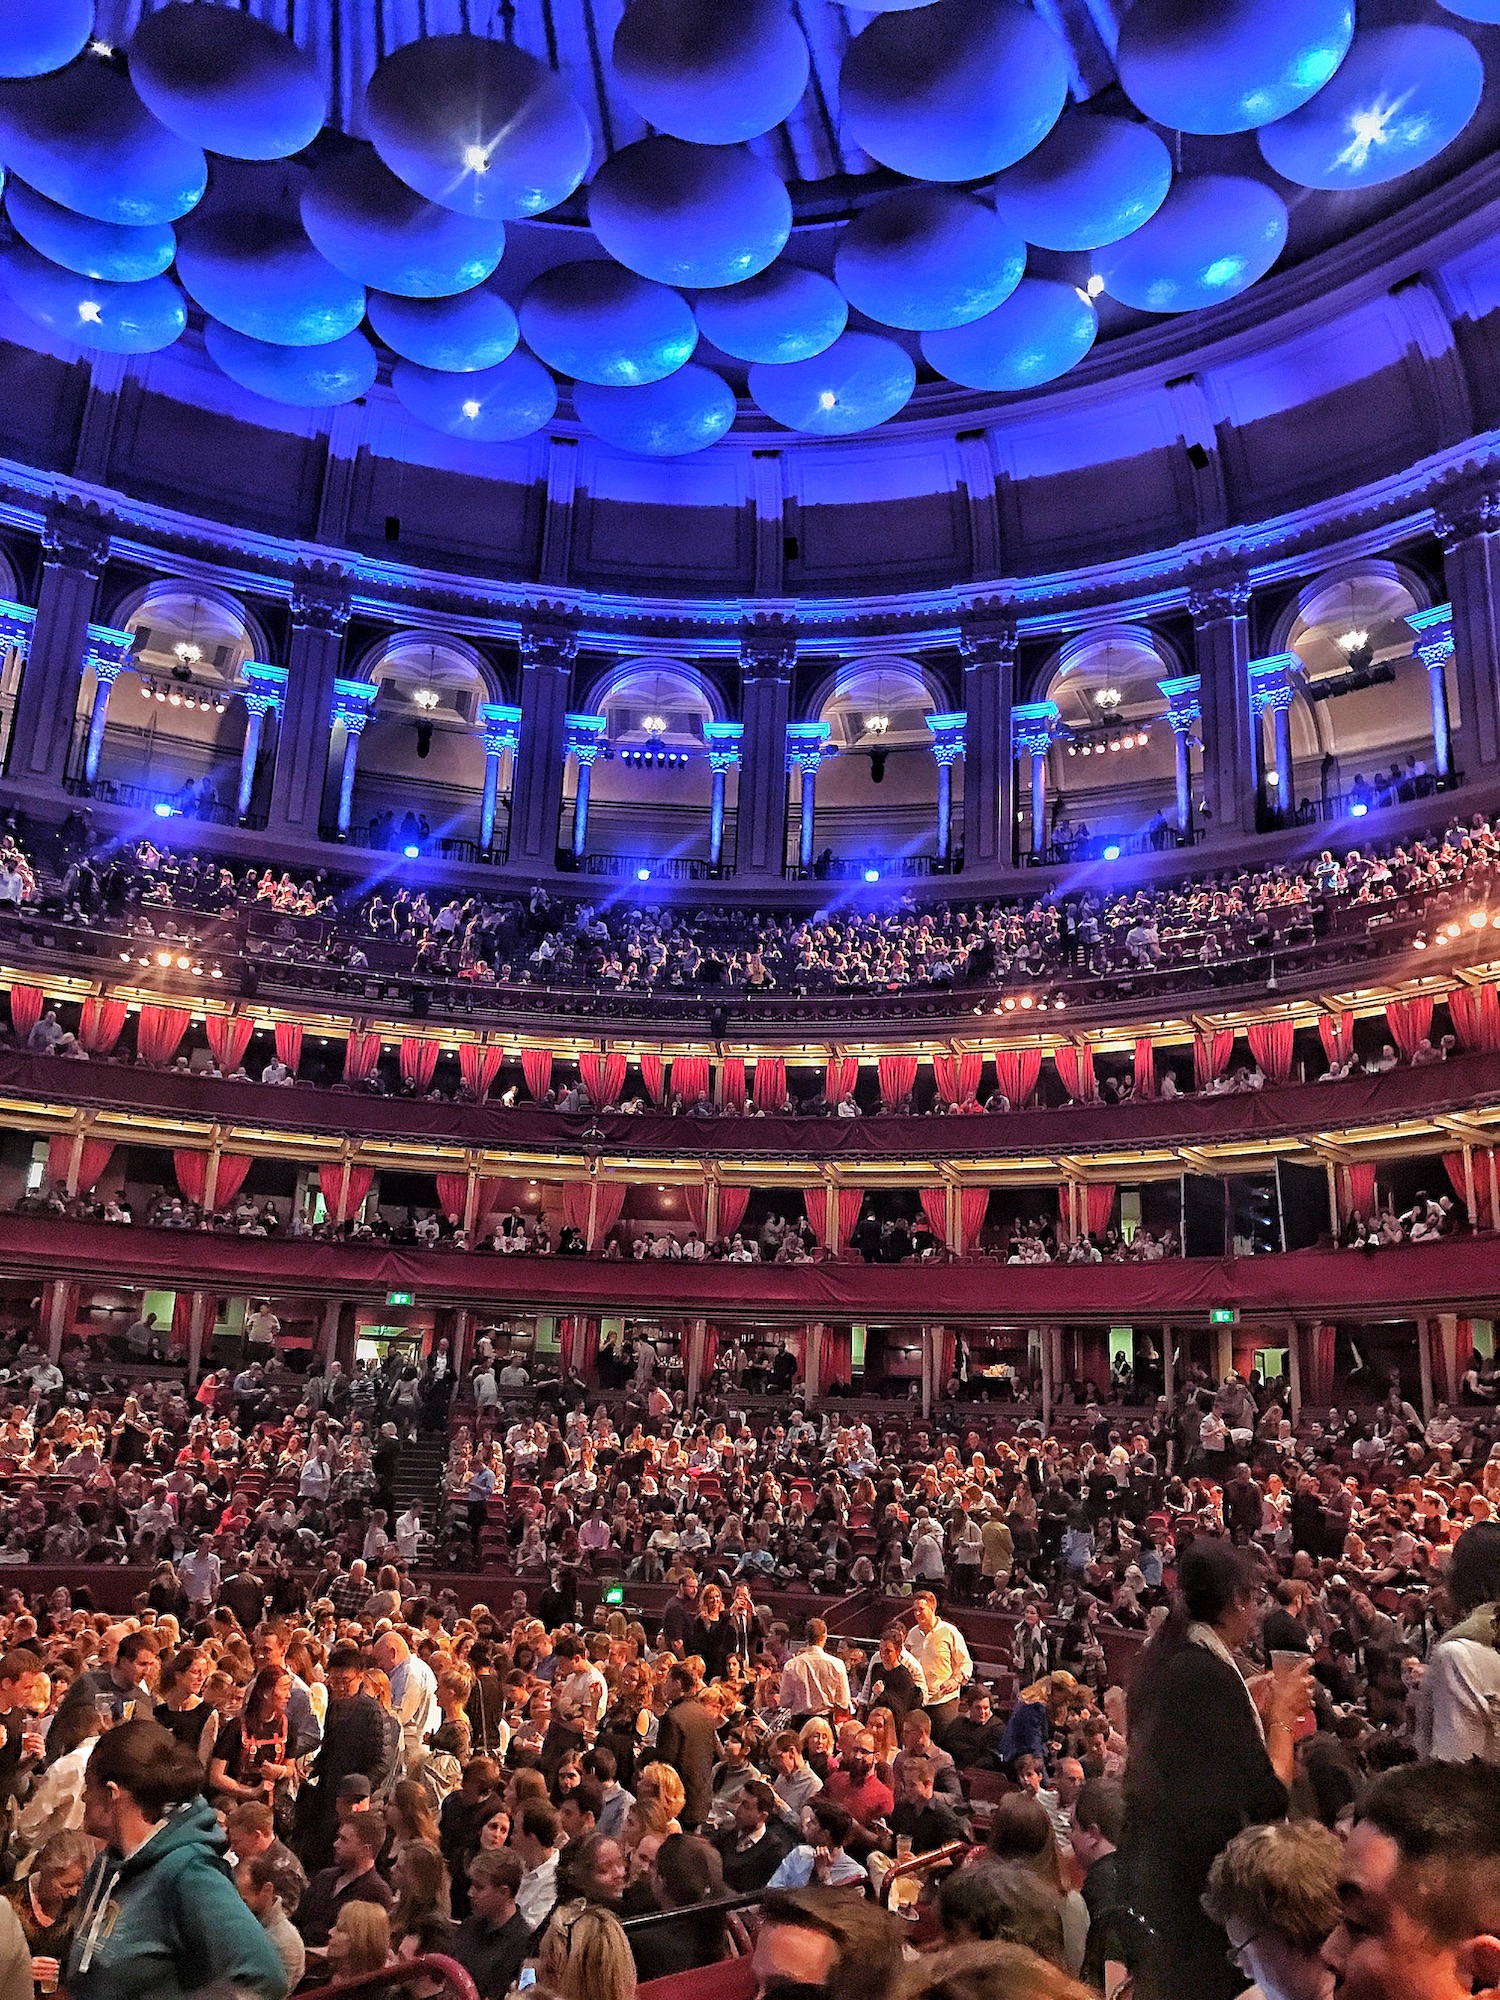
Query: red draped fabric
[[561, 1184, 591, 1234], [1302, 1323, 1337, 1408], [1448, 985, 1500, 1054], [207, 1016, 253, 1073], [1058, 1183, 1077, 1240], [1318, 1011, 1354, 1066], [1442, 1153, 1495, 1228], [640, 1054, 666, 1105], [933, 1052, 982, 1106], [1133, 1037, 1155, 1098], [685, 1184, 707, 1234], [436, 1173, 469, 1220], [521, 1050, 553, 1101], [7, 984, 42, 1043], [561, 1316, 601, 1377], [322, 1163, 374, 1224], [212, 1153, 252, 1210], [1193, 1030, 1234, 1090], [961, 1187, 990, 1252], [1339, 1162, 1378, 1222], [1247, 1020, 1295, 1083], [702, 1324, 719, 1376], [819, 1325, 853, 1393], [717, 1187, 749, 1240], [993, 1049, 1042, 1106], [805, 1188, 860, 1252], [1386, 996, 1433, 1059], [136, 1004, 190, 1067], [825, 1057, 858, 1105], [719, 1057, 746, 1108], [459, 1043, 503, 1099], [1054, 1044, 1097, 1101], [804, 1188, 834, 1248], [673, 1055, 710, 1104], [920, 1187, 948, 1245], [80, 998, 128, 1055], [592, 1183, 627, 1249], [581, 1052, 626, 1106], [46, 1136, 115, 1192], [173, 1151, 208, 1206], [399, 1038, 439, 1091], [1445, 1316, 1474, 1404], [274, 1021, 303, 1071], [753, 1057, 787, 1110], [877, 1054, 918, 1109], [942, 1327, 957, 1388], [343, 1031, 382, 1084], [1087, 1184, 1117, 1239]]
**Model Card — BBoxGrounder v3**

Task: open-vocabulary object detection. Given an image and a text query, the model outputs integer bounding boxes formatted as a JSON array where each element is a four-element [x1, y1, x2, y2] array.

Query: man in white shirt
[[245, 1301, 280, 1356], [178, 1533, 222, 1614], [906, 1589, 973, 1733], [514, 1802, 561, 1930], [778, 1619, 852, 1723], [395, 1507, 422, 1565], [373, 1630, 437, 1774]]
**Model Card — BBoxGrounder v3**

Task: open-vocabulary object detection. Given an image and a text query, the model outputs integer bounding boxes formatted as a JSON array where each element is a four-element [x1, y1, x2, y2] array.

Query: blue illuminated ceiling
[[1, 0, 1498, 454]]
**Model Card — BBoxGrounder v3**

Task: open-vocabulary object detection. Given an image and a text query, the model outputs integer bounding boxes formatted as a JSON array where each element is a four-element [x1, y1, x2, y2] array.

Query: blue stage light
[[864, 868, 880, 883], [404, 844, 421, 858], [1103, 844, 1121, 861]]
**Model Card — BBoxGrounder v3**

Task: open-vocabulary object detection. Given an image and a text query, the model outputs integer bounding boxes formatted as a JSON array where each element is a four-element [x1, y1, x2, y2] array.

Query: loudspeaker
[[1185, 442, 1211, 471], [411, 985, 430, 1018], [416, 721, 433, 758]]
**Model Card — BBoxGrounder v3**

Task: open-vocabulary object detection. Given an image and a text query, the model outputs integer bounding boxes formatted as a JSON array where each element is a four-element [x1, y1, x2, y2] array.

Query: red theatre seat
[[640, 1956, 758, 2000]]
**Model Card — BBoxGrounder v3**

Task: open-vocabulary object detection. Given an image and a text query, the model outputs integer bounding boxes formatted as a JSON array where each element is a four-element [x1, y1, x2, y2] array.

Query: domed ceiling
[[0, 0, 1496, 455]]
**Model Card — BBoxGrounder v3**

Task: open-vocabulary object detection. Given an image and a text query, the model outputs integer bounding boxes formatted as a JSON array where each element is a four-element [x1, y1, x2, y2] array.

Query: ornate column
[[1012, 700, 1059, 858], [1157, 674, 1201, 838], [736, 614, 797, 878], [508, 607, 577, 869], [266, 561, 350, 837], [1248, 653, 1299, 826], [1436, 484, 1500, 774], [1408, 602, 1457, 785], [786, 720, 830, 872], [960, 600, 1016, 873], [331, 678, 378, 836], [9, 500, 109, 789], [564, 712, 607, 860], [702, 720, 743, 868], [477, 701, 521, 853], [0, 599, 36, 769], [927, 711, 966, 865], [1188, 567, 1255, 838], [237, 662, 286, 821], [80, 625, 135, 785]]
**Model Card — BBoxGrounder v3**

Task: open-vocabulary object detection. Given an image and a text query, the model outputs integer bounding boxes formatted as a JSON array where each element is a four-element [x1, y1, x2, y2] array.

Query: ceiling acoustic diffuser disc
[[588, 138, 791, 291], [367, 288, 519, 372], [574, 364, 737, 456], [0, 238, 185, 351], [4, 176, 175, 281], [519, 260, 698, 387], [612, 0, 810, 145], [0, 56, 206, 226], [749, 330, 916, 435], [205, 319, 378, 406], [301, 145, 507, 299], [0, 0, 94, 79], [839, 0, 1069, 183], [1117, 0, 1354, 135], [365, 36, 592, 222], [921, 277, 1097, 392], [695, 262, 847, 365], [990, 113, 1173, 253], [127, 3, 327, 160], [391, 349, 559, 440], [834, 187, 1025, 332], [1095, 174, 1289, 314]]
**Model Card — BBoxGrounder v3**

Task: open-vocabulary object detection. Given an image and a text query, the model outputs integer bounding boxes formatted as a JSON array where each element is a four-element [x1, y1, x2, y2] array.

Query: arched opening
[[566, 662, 721, 872], [81, 586, 257, 816], [1040, 630, 1186, 859], [1277, 568, 1452, 823], [810, 660, 953, 875], [342, 637, 503, 856]]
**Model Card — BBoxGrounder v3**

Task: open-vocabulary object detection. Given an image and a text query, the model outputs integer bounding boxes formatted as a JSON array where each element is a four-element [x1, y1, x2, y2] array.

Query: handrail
[[875, 1838, 969, 1909], [295, 1954, 478, 2000]]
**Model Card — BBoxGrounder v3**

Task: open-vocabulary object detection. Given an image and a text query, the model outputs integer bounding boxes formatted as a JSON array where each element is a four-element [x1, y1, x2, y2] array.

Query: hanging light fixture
[[411, 644, 441, 709], [864, 669, 890, 737], [1336, 583, 1372, 669]]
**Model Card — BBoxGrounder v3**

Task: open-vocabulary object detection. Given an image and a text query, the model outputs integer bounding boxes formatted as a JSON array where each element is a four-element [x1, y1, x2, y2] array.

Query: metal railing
[[297, 1954, 477, 2000]]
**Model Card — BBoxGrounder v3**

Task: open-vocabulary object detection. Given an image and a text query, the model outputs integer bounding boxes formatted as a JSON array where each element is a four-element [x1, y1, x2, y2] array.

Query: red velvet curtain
[[561, 1316, 600, 1377], [1302, 1323, 1337, 1408], [805, 1188, 859, 1250], [804, 1188, 833, 1248], [993, 1049, 1042, 1106], [1246, 1020, 1295, 1083], [933, 1052, 982, 1106], [561, 1184, 591, 1234], [436, 1173, 469, 1219], [207, 1016, 253, 1073], [1448, 984, 1500, 1054], [1385, 996, 1433, 1059], [399, 1037, 439, 1091], [1193, 1029, 1234, 1090], [640, 1054, 666, 1105], [673, 1055, 710, 1104], [753, 1057, 787, 1110], [521, 1050, 553, 1101], [1338, 1162, 1378, 1222], [877, 1054, 918, 1109], [46, 1136, 114, 1192], [719, 1057, 746, 1108], [344, 1031, 382, 1084], [1442, 1153, 1495, 1229], [1444, 1316, 1473, 1404], [274, 1021, 303, 1070], [819, 1325, 853, 1392], [592, 1183, 627, 1249], [920, 1187, 948, 1244], [1055, 1044, 1097, 1101], [459, 1043, 503, 1099], [1087, 1184, 1117, 1238], [1133, 1037, 1155, 1098], [322, 1163, 374, 1224], [718, 1187, 749, 1239], [581, 1052, 626, 1106], [173, 1151, 208, 1205], [942, 1327, 957, 1387], [1318, 1011, 1354, 1066], [825, 1056, 858, 1105], [80, 997, 128, 1055], [8, 984, 42, 1043], [137, 1004, 191, 1067], [961, 1187, 990, 1251], [213, 1155, 252, 1210]]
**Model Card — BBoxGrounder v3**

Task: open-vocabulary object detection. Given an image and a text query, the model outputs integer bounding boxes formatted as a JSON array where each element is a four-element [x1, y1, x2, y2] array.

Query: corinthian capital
[[1186, 563, 1252, 627], [289, 560, 351, 635], [41, 498, 111, 579], [740, 612, 798, 678], [959, 597, 1019, 669], [521, 601, 579, 671]]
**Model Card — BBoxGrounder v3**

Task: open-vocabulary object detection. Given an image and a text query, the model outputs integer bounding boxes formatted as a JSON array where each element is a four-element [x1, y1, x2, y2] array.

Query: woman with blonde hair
[[635, 1761, 685, 1831], [539, 1904, 636, 2000], [866, 1707, 899, 1780], [327, 1901, 392, 1982], [386, 1778, 440, 1861]]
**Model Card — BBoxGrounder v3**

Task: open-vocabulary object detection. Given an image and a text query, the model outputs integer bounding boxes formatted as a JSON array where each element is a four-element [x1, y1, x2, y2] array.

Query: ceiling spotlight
[[1349, 799, 1368, 817], [1341, 101, 1398, 172], [412, 687, 440, 710], [210, 965, 223, 979], [153, 688, 167, 702], [1108, 737, 1121, 752], [403, 843, 420, 859], [1104, 843, 1121, 861], [864, 867, 880, 884], [818, 390, 837, 410], [1136, 731, 1149, 746], [1019, 995, 1034, 1009], [1080, 744, 1092, 757], [1086, 274, 1106, 298], [637, 866, 651, 881], [176, 955, 190, 970], [461, 398, 481, 419], [89, 39, 114, 55], [168, 690, 182, 706], [463, 144, 491, 173], [1066, 744, 1077, 757], [1414, 932, 1428, 949], [77, 300, 102, 324], [1095, 688, 1121, 709], [156, 950, 171, 966], [1054, 996, 1066, 1010], [1471, 910, 1490, 929]]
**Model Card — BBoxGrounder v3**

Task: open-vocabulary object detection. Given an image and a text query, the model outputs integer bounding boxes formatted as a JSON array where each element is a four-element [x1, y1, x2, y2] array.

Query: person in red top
[[823, 1729, 895, 1857]]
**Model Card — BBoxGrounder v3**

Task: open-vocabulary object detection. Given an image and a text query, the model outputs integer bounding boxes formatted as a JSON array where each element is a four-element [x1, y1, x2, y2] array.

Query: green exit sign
[[602, 1584, 625, 1607], [386, 1290, 415, 1307], [1210, 1307, 1238, 1325]]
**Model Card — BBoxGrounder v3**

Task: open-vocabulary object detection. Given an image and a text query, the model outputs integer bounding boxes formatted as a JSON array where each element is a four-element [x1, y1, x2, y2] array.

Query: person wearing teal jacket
[[67, 1719, 289, 2000]]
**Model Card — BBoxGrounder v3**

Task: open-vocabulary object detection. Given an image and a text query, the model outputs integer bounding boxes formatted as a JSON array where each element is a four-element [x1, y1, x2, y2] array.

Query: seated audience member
[[1201, 1818, 1342, 2000]]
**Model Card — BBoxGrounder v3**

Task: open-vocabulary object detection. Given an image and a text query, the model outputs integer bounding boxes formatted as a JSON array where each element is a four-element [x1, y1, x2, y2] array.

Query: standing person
[[1120, 1539, 1313, 2000], [371, 1632, 436, 1778], [905, 1592, 973, 1737], [779, 1620, 852, 1725], [294, 1648, 387, 1873], [68, 1720, 288, 2000], [655, 1665, 720, 1833], [1415, 1520, 1500, 1761]]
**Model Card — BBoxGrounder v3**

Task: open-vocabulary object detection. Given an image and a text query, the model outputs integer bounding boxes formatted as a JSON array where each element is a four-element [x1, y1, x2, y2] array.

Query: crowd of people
[[0, 1311, 1479, 2000]]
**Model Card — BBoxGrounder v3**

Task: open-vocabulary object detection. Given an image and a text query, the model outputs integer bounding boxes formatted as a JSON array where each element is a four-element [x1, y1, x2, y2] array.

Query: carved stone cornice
[[1186, 560, 1252, 627], [1434, 479, 1500, 551], [740, 611, 798, 678], [520, 601, 579, 671], [41, 497, 111, 579], [289, 559, 351, 635], [959, 596, 1019, 668]]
